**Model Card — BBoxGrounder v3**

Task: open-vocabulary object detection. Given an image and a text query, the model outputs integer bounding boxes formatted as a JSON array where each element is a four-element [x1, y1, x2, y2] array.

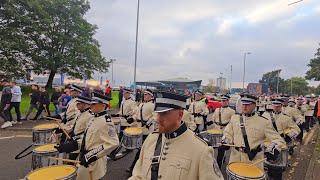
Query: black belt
[[193, 113, 204, 117], [151, 134, 162, 180], [215, 122, 229, 126]]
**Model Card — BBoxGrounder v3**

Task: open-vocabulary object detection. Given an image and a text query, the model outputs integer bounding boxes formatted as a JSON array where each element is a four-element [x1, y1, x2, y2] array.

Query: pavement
[[1, 117, 320, 180]]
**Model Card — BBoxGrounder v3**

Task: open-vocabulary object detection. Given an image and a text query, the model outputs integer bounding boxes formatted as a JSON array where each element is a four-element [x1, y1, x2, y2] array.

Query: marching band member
[[55, 96, 94, 160], [129, 91, 223, 180], [111, 88, 138, 139], [282, 97, 305, 143], [77, 92, 119, 180], [128, 89, 156, 173], [188, 90, 209, 133], [206, 95, 235, 169], [222, 93, 286, 170]]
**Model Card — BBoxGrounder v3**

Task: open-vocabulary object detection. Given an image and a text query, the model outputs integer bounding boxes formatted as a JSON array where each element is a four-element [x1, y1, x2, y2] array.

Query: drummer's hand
[[264, 144, 280, 161], [127, 117, 134, 124], [80, 155, 98, 168], [54, 140, 78, 153]]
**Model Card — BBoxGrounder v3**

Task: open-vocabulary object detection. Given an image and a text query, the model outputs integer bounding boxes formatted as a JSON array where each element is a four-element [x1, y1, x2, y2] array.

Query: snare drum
[[263, 141, 288, 170], [33, 123, 59, 145], [32, 144, 61, 170], [226, 162, 266, 180], [122, 127, 143, 150], [25, 165, 77, 180], [112, 118, 121, 134], [203, 129, 223, 148]]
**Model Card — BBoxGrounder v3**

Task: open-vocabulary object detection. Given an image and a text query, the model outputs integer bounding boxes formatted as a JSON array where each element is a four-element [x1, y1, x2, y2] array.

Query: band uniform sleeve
[[264, 120, 287, 149], [96, 123, 120, 159], [286, 116, 301, 136], [222, 115, 235, 144], [199, 147, 223, 180]]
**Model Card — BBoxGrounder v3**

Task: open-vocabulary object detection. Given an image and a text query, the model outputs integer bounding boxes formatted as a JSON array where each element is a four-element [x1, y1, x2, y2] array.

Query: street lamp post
[[109, 59, 116, 86], [242, 52, 251, 92], [133, 0, 140, 98]]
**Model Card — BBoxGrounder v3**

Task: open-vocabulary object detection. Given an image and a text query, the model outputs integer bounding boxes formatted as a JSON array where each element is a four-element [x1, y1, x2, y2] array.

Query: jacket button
[[162, 157, 166, 160], [158, 175, 162, 179]]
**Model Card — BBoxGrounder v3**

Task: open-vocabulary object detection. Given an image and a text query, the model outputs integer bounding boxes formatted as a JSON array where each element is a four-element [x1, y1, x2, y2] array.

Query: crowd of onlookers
[[0, 80, 114, 129]]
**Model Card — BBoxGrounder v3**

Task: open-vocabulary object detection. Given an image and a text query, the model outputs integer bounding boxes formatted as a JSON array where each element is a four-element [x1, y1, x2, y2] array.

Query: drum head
[[124, 127, 143, 135], [227, 162, 264, 179], [33, 144, 57, 153], [26, 165, 76, 180], [33, 124, 58, 131], [206, 129, 223, 135]]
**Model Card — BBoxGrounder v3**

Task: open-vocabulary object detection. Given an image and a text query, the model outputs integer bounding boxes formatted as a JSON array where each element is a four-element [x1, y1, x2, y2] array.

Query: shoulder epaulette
[[152, 131, 159, 134]]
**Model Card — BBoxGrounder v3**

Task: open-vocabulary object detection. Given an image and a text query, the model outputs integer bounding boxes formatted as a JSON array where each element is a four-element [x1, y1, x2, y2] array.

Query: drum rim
[[33, 124, 58, 130], [227, 162, 265, 179], [206, 129, 223, 135], [33, 144, 58, 153], [26, 165, 77, 180], [123, 127, 143, 135]]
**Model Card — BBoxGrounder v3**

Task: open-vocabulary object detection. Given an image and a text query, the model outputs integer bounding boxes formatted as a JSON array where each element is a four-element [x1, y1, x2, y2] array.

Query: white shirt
[[11, 85, 22, 102]]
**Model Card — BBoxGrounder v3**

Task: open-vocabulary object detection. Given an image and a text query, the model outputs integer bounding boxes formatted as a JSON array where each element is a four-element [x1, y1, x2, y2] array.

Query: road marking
[[0, 135, 32, 140], [0, 136, 15, 140]]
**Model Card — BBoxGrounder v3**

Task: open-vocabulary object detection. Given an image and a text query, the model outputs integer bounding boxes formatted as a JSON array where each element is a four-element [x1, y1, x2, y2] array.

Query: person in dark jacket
[[51, 87, 62, 115], [1, 80, 13, 128], [23, 84, 40, 120], [32, 86, 51, 120]]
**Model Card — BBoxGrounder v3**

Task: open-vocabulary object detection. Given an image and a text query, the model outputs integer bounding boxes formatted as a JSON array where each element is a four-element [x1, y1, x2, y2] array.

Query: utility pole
[[133, 0, 140, 98]]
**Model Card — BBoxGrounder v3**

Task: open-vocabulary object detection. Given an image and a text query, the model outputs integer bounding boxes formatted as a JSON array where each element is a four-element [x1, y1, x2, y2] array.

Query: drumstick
[[44, 116, 62, 122], [48, 157, 80, 164], [48, 118, 71, 140], [249, 158, 267, 167], [89, 171, 93, 180], [218, 143, 241, 147]]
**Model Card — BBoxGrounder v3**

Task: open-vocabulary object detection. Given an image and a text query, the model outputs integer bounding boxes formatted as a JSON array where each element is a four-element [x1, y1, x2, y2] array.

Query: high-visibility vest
[[317, 99, 320, 117]]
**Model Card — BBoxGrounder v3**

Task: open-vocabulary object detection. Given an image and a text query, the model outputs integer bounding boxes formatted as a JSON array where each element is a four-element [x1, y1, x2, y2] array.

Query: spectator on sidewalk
[[119, 86, 123, 108], [105, 81, 112, 99], [23, 84, 40, 120], [32, 86, 51, 120], [59, 88, 72, 112], [51, 87, 62, 115], [8, 81, 22, 124], [0, 80, 12, 129]]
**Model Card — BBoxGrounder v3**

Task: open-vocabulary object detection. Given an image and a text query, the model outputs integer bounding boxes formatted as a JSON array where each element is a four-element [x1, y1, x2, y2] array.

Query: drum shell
[[32, 129, 55, 145], [32, 149, 64, 170], [264, 149, 288, 170], [200, 132, 223, 148], [26, 165, 77, 180], [226, 163, 266, 180], [121, 131, 143, 150]]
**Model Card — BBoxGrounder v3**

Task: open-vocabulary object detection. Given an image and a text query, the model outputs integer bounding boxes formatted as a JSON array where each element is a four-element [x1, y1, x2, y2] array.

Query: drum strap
[[269, 112, 278, 132], [15, 144, 33, 159], [151, 134, 163, 180], [140, 104, 145, 124], [239, 115, 260, 161]]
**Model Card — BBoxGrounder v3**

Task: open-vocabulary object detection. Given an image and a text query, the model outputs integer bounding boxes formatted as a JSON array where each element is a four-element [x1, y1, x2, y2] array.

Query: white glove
[[265, 142, 277, 154]]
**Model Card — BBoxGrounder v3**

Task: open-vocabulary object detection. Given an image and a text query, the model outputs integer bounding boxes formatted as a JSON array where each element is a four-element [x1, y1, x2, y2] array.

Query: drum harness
[[238, 115, 262, 161], [151, 134, 163, 180], [215, 107, 229, 127]]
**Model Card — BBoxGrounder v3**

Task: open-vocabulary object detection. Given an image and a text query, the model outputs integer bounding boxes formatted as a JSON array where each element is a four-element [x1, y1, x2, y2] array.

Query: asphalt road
[[0, 130, 136, 180], [0, 125, 318, 180]]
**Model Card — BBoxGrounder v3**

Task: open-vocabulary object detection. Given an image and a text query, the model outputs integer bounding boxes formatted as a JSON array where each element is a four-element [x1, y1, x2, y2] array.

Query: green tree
[[283, 77, 309, 95], [306, 44, 320, 81], [259, 69, 285, 93], [0, 0, 108, 87]]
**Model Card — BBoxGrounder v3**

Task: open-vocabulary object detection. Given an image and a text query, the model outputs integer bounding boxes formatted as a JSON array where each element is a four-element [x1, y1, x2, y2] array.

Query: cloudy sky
[[86, 0, 320, 86]]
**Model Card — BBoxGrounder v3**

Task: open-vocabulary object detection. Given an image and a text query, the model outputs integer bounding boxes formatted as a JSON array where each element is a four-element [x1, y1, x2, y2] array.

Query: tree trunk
[[46, 70, 57, 88]]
